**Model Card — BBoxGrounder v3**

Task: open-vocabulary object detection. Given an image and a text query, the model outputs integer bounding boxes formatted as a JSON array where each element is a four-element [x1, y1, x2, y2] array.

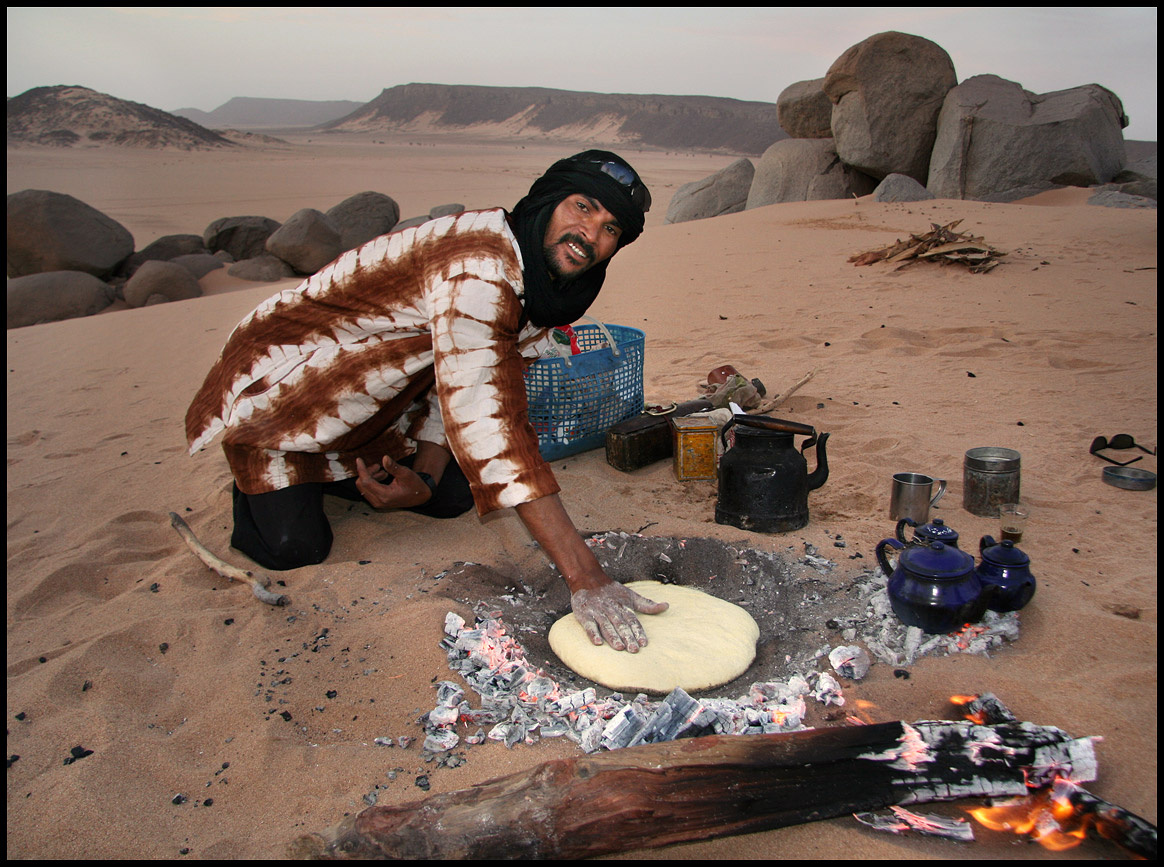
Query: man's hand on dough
[[570, 583, 668, 653], [355, 455, 433, 510]]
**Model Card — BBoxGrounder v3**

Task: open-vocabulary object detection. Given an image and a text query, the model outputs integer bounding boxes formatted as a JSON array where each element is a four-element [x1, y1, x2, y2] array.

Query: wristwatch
[[414, 471, 438, 494]]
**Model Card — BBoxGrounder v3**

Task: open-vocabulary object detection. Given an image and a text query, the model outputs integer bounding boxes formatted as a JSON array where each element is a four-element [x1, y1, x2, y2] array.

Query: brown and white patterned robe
[[186, 209, 560, 515]]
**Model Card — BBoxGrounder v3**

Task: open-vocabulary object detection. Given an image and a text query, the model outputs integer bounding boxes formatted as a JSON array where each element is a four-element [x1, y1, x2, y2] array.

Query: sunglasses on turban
[[575, 157, 652, 213], [1089, 434, 1156, 466]]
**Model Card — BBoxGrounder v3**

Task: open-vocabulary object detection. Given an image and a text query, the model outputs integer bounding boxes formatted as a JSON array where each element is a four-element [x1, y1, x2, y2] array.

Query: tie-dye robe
[[186, 209, 560, 515]]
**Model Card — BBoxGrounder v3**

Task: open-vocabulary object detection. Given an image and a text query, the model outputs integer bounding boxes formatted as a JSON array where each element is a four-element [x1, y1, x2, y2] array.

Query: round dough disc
[[548, 581, 760, 694]]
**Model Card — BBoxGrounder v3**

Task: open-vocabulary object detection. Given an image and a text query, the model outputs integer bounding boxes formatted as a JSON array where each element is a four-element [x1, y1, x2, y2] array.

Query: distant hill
[[7, 85, 233, 149], [321, 83, 788, 155], [173, 97, 365, 130]]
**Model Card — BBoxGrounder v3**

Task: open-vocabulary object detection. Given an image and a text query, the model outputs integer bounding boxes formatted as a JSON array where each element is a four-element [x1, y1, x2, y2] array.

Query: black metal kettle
[[714, 414, 829, 533]]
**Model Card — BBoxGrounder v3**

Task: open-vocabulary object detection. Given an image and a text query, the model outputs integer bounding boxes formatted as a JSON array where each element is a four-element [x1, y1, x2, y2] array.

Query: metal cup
[[890, 472, 947, 523]]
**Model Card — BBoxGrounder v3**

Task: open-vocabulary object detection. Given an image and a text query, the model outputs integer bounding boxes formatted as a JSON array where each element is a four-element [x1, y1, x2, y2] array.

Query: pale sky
[[6, 7, 1158, 140]]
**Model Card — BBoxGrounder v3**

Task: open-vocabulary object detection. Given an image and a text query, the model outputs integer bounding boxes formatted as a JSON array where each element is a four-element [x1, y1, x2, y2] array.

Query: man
[[187, 151, 666, 652]]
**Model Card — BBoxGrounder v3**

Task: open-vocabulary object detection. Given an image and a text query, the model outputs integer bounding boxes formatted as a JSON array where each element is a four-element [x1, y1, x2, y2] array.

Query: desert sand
[[6, 135, 1157, 859]]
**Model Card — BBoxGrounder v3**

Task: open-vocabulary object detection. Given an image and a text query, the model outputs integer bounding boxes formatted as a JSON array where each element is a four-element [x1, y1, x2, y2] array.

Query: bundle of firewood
[[850, 219, 1006, 273]]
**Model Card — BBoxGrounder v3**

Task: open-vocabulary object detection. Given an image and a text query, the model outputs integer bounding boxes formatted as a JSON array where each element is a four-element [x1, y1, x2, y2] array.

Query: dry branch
[[755, 368, 816, 415], [850, 220, 1005, 273], [169, 512, 289, 606]]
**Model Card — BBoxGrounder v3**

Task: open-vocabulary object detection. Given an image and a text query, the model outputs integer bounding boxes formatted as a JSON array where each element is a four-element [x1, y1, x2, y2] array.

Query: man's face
[[542, 194, 623, 282]]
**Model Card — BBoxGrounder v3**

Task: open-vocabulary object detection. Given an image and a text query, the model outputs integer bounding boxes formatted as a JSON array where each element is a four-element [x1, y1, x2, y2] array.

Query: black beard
[[543, 233, 595, 281]]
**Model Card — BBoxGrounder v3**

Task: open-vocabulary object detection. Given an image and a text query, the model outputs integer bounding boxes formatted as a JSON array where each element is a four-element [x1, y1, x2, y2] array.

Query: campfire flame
[[949, 694, 988, 725], [952, 695, 1105, 852], [968, 779, 1093, 851], [847, 699, 879, 726]]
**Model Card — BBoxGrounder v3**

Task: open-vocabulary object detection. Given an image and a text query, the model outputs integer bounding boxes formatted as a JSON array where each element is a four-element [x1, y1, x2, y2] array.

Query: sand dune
[[6, 139, 1157, 859]]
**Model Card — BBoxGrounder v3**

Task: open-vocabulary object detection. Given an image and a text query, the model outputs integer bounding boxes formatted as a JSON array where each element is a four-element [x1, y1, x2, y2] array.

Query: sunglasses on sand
[[1089, 434, 1156, 466], [578, 158, 652, 213]]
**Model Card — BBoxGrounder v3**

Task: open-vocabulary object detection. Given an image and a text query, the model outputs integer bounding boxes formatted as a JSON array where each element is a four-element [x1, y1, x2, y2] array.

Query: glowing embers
[[434, 610, 847, 754]]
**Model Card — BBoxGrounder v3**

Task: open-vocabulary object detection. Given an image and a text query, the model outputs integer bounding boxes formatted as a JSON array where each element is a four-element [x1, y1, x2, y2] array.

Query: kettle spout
[[807, 431, 830, 491]]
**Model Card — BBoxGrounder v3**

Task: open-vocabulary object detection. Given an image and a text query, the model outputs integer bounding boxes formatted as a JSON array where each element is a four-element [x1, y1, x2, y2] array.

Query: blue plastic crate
[[523, 322, 645, 460]]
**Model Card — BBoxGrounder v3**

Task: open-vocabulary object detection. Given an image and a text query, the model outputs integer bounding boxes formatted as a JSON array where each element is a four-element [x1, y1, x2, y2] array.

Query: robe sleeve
[[427, 257, 559, 515]]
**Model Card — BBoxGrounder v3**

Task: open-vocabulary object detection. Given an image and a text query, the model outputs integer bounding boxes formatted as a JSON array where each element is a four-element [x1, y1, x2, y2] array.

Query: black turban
[[510, 150, 650, 328]]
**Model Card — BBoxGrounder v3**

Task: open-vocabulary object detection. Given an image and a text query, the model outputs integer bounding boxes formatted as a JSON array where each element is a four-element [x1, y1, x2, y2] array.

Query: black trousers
[[230, 456, 474, 571]]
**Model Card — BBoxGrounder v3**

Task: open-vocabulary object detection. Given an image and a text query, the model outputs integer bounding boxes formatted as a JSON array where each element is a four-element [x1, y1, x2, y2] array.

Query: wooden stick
[[755, 368, 816, 415], [294, 717, 1102, 859], [169, 512, 289, 606]]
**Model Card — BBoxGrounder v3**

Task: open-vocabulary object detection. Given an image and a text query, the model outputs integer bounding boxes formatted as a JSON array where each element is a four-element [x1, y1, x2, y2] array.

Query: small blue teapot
[[977, 536, 1036, 612], [895, 516, 960, 549], [876, 538, 995, 634]]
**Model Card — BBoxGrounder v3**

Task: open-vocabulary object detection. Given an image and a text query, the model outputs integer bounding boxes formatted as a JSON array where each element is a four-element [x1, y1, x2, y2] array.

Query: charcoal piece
[[424, 730, 460, 752], [63, 745, 94, 765], [547, 688, 596, 715], [600, 705, 648, 750], [854, 807, 975, 841], [443, 612, 466, 636], [436, 681, 464, 707], [625, 688, 714, 747], [828, 645, 871, 680], [426, 705, 459, 728]]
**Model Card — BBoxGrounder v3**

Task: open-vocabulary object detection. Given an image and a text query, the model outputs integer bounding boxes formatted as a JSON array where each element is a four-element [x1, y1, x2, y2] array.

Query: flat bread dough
[[548, 581, 760, 694]]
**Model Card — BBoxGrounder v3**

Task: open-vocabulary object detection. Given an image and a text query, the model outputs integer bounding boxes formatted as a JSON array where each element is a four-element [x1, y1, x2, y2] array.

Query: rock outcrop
[[265, 209, 343, 274], [7, 190, 135, 279], [172, 97, 364, 130], [125, 234, 209, 275], [429, 203, 466, 219], [123, 260, 203, 307], [746, 139, 876, 208], [872, 173, 936, 202], [323, 83, 788, 155], [776, 79, 832, 139], [664, 158, 755, 224], [228, 255, 296, 282], [170, 253, 224, 280], [204, 216, 281, 261], [7, 85, 233, 150], [927, 75, 1128, 201], [7, 271, 113, 329], [823, 31, 957, 183], [1087, 190, 1156, 209], [326, 192, 400, 250]]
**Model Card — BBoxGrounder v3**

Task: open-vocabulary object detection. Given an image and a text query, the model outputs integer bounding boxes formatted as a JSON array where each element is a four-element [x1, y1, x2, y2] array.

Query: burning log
[[295, 716, 1099, 859]]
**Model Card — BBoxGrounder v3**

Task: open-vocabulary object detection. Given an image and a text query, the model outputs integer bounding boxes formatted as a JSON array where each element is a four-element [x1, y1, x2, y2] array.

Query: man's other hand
[[355, 455, 433, 510], [570, 583, 669, 653]]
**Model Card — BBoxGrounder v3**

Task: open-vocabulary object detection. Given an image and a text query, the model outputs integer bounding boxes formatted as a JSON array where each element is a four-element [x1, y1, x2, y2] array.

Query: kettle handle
[[876, 537, 905, 578], [895, 517, 918, 544], [720, 413, 817, 448]]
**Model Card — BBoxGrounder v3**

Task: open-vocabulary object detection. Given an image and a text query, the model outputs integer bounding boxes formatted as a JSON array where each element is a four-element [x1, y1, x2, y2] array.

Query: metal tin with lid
[[963, 447, 1021, 517]]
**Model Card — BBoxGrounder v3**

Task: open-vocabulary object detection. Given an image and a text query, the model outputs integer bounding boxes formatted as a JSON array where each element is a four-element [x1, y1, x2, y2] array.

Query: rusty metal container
[[671, 416, 720, 481]]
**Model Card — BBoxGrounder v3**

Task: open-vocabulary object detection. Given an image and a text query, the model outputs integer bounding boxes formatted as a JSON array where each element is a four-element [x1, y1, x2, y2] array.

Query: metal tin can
[[963, 447, 1021, 517], [671, 416, 720, 481]]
